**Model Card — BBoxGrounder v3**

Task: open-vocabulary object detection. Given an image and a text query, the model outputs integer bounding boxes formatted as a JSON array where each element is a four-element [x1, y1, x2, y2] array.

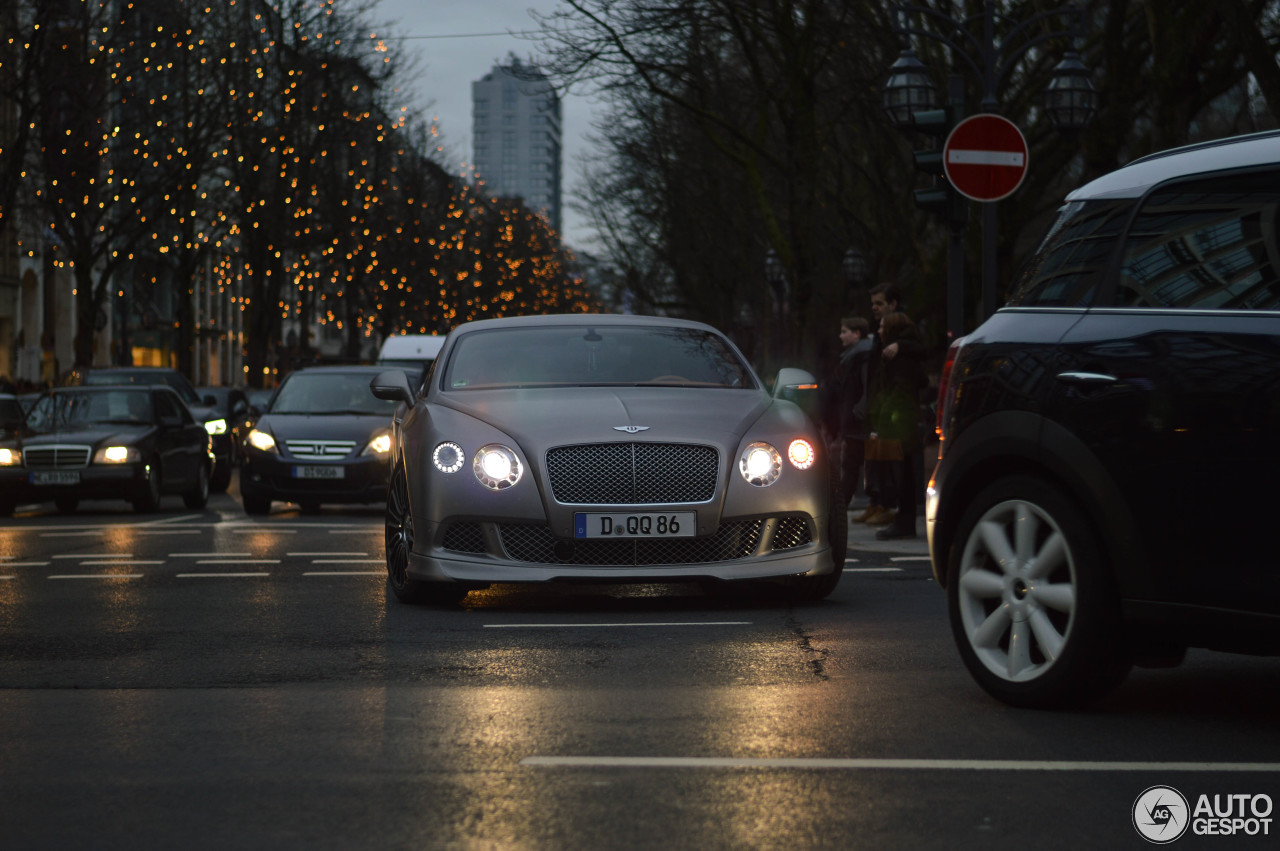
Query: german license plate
[[32, 471, 80, 486], [293, 465, 344, 479], [574, 511, 696, 539]]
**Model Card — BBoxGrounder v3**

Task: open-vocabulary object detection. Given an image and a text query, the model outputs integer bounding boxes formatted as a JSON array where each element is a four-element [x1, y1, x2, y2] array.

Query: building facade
[[471, 59, 562, 235]]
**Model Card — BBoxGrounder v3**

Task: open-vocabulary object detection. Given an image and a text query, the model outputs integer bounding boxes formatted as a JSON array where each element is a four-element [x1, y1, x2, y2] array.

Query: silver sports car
[[370, 314, 846, 604]]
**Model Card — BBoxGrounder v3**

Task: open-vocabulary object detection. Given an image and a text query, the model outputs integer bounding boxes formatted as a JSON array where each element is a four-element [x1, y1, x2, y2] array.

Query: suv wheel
[[946, 475, 1131, 709]]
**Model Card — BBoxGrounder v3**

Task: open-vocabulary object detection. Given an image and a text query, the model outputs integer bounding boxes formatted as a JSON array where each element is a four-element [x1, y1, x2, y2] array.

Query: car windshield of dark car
[[84, 370, 201, 404], [444, 326, 756, 390], [26, 389, 153, 432], [270, 373, 400, 415]]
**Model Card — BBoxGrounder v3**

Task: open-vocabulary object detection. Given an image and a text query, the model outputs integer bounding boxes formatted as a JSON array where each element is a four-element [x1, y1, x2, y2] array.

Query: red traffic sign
[[943, 114, 1029, 202]]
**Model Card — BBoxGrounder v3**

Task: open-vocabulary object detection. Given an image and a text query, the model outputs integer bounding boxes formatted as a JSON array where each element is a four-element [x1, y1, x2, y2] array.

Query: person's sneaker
[[864, 507, 896, 526], [851, 504, 882, 523], [875, 524, 917, 540]]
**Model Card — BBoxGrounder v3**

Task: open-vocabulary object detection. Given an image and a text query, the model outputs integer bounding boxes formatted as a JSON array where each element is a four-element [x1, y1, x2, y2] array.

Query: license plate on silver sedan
[[574, 512, 695, 539], [31, 471, 80, 485], [293, 465, 344, 479]]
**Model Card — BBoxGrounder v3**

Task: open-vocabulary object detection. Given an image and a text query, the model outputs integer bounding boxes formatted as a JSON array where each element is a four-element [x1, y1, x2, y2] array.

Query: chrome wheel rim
[[957, 498, 1077, 683], [385, 469, 413, 590]]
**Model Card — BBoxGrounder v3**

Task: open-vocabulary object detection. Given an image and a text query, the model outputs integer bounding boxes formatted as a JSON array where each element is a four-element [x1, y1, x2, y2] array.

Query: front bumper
[[240, 449, 390, 504], [0, 463, 149, 504]]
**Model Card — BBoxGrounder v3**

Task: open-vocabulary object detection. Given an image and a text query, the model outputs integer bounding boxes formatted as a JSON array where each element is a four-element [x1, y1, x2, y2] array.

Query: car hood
[[437, 387, 774, 450], [20, 425, 153, 447], [257, 413, 390, 442]]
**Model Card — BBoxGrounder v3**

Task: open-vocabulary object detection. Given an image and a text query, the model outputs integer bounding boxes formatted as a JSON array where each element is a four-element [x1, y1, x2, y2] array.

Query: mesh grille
[[25, 445, 91, 470], [498, 521, 767, 566], [441, 522, 487, 553], [771, 516, 813, 550], [546, 443, 718, 504]]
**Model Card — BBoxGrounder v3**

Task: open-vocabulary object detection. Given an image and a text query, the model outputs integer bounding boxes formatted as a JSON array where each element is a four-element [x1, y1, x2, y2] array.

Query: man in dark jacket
[[819, 317, 873, 509]]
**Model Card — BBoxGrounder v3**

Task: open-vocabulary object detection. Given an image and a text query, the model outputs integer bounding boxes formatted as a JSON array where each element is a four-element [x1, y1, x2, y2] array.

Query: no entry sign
[[943, 114, 1029, 202]]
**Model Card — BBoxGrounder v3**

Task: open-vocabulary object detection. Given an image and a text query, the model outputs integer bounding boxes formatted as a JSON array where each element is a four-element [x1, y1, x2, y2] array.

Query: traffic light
[[910, 106, 967, 224]]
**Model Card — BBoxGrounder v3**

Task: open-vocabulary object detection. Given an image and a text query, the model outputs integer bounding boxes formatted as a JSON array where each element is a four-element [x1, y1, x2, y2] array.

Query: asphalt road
[[1, 484, 1277, 850]]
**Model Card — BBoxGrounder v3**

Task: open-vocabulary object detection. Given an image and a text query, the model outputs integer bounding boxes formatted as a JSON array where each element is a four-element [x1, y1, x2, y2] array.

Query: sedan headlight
[[432, 441, 464, 473], [94, 445, 142, 464], [247, 428, 277, 452], [204, 418, 228, 436], [473, 444, 522, 490], [787, 439, 816, 470], [739, 442, 782, 487], [362, 432, 392, 456], [0, 448, 20, 466]]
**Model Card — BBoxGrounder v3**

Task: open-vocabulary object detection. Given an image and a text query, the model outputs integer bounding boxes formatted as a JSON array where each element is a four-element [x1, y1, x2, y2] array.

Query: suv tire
[[945, 474, 1131, 709]]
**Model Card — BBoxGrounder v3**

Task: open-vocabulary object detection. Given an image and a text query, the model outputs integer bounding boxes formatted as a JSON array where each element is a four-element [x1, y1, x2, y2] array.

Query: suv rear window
[[1006, 199, 1133, 307], [1116, 172, 1280, 309]]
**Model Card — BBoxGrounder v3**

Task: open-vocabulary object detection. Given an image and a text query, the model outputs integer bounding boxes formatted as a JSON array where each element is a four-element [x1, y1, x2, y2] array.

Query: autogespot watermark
[[1133, 785, 1274, 843]]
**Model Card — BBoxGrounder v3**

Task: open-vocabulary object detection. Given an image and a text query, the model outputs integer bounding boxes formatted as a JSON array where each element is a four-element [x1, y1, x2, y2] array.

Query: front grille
[[498, 521, 767, 566], [24, 445, 91, 470], [772, 517, 813, 550], [442, 522, 487, 554], [545, 443, 719, 504], [285, 439, 356, 460]]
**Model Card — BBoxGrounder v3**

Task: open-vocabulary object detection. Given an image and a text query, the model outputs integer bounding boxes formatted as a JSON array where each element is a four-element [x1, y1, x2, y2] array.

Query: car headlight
[[94, 445, 141, 464], [787, 438, 816, 470], [433, 441, 464, 473], [739, 442, 782, 487], [204, 418, 228, 436], [247, 429, 277, 452], [0, 448, 20, 466], [362, 432, 392, 456], [473, 443, 522, 490]]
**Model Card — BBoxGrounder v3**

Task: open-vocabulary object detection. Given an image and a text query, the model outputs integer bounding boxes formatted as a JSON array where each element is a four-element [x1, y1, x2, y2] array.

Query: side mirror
[[773, 368, 820, 416], [370, 370, 414, 406]]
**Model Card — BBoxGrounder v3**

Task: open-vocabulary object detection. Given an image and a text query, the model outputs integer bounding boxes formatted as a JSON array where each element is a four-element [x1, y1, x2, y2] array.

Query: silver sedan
[[371, 314, 845, 605]]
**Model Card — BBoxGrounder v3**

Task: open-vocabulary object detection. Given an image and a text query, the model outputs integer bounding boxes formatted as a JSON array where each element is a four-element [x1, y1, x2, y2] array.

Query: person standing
[[819, 317, 873, 508], [870, 309, 926, 539]]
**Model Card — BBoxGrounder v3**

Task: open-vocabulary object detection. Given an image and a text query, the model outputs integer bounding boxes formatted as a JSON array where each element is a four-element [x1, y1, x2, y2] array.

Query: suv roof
[[1067, 130, 1280, 202]]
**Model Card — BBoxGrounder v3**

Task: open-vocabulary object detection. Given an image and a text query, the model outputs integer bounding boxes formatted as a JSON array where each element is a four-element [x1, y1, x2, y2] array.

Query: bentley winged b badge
[[612, 425, 650, 434]]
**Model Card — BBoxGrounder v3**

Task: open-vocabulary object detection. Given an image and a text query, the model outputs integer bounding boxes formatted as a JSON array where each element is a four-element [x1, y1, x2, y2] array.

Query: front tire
[[783, 482, 846, 603], [946, 474, 1130, 709], [183, 463, 210, 509], [385, 464, 466, 606]]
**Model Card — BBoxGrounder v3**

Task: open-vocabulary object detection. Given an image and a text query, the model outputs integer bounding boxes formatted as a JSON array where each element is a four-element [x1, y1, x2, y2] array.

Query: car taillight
[[935, 336, 966, 455]]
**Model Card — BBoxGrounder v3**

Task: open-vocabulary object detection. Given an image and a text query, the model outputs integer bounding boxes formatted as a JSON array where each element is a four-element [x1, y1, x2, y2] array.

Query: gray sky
[[371, 0, 601, 250]]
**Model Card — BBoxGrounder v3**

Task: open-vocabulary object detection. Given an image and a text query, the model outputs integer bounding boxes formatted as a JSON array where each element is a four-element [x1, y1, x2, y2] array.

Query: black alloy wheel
[[385, 464, 465, 605], [785, 481, 846, 603]]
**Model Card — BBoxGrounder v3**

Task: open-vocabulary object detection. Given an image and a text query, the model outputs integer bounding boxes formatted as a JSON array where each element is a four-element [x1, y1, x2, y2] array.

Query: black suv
[[928, 131, 1280, 708]]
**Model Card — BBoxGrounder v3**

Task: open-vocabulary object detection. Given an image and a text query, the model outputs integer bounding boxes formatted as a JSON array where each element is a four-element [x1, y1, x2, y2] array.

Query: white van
[[376, 334, 445, 383]]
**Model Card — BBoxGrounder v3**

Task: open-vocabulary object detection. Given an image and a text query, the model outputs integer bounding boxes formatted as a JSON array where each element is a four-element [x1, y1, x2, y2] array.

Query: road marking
[[0, 561, 51, 567], [327, 528, 373, 533], [0, 576, 13, 580], [147, 513, 202, 525], [171, 553, 253, 558], [890, 556, 932, 563], [80, 560, 165, 566], [289, 552, 369, 557], [41, 532, 105, 538], [310, 559, 384, 565], [49, 574, 144, 580], [135, 529, 200, 535], [520, 756, 1280, 772], [194, 559, 281, 565], [842, 558, 859, 564], [846, 567, 903, 573], [486, 622, 752, 629], [303, 571, 383, 576], [177, 572, 271, 578], [52, 553, 133, 559], [232, 528, 297, 534]]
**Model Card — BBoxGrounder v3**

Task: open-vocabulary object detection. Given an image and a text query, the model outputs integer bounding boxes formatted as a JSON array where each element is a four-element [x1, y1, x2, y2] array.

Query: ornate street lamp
[[1045, 51, 1099, 133], [882, 47, 936, 129], [842, 246, 868, 289]]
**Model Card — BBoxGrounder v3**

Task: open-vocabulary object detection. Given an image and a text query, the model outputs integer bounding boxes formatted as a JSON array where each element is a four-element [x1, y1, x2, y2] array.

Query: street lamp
[[842, 245, 868, 289], [883, 2, 1097, 332], [764, 248, 786, 305]]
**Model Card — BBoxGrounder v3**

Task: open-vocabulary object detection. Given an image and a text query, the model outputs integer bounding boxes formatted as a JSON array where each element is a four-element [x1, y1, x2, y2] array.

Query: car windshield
[[444, 326, 756, 390], [83, 370, 201, 404], [26, 389, 153, 432], [270, 373, 399, 415]]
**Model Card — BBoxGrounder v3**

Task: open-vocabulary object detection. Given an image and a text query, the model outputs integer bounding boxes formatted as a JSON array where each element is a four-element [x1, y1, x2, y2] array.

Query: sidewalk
[[844, 499, 930, 558]]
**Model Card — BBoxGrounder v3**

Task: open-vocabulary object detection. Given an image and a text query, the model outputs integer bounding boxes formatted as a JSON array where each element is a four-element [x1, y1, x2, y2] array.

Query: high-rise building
[[471, 58, 562, 235]]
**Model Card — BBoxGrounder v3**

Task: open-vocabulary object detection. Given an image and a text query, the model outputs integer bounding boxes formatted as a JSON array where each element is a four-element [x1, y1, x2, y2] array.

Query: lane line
[[80, 560, 165, 566], [135, 529, 200, 535], [232, 528, 297, 534], [310, 559, 384, 565], [40, 532, 105, 538], [289, 552, 368, 557], [171, 553, 253, 558], [847, 567, 903, 573], [194, 559, 280, 565], [327, 529, 372, 533], [890, 556, 932, 563], [520, 756, 1280, 772], [0, 576, 13, 580], [49, 574, 144, 580], [0, 561, 51, 567], [52, 553, 132, 559], [303, 571, 383, 576], [486, 622, 752, 629], [177, 572, 270, 578]]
